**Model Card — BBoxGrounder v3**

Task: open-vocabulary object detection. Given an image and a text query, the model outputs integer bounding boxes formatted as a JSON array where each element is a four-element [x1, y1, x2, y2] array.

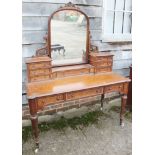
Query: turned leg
[[120, 95, 127, 127], [28, 99, 39, 153], [100, 94, 105, 111]]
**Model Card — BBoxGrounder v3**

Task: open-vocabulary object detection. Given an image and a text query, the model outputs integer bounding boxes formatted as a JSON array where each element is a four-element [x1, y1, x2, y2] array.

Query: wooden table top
[[26, 72, 130, 99]]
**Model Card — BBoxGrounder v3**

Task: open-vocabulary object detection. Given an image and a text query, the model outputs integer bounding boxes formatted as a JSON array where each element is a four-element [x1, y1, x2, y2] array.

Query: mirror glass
[[51, 10, 87, 66]]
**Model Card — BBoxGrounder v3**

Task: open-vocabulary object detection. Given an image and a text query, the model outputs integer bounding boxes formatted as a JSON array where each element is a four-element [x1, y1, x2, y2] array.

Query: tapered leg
[[120, 95, 127, 127], [100, 94, 105, 111], [31, 115, 39, 153], [28, 99, 39, 152]]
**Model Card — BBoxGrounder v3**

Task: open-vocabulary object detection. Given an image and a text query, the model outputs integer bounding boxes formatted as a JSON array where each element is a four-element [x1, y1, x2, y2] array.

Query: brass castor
[[34, 143, 39, 153], [35, 148, 39, 153], [120, 120, 125, 127]]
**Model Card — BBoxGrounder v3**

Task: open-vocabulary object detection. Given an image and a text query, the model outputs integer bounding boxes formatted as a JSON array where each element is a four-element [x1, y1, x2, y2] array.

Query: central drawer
[[95, 66, 112, 73], [64, 68, 89, 76], [67, 87, 103, 100]]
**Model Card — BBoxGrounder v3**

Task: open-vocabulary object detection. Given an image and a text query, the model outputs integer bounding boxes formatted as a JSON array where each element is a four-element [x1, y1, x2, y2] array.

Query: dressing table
[[25, 2, 130, 152]]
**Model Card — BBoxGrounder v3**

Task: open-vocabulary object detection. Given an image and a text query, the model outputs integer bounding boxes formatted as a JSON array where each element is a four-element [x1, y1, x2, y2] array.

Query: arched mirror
[[47, 3, 90, 67]]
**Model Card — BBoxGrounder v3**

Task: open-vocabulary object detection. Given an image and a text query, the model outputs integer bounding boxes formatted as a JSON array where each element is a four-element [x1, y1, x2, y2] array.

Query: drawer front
[[52, 72, 57, 79], [29, 62, 51, 70], [56, 71, 64, 78], [67, 87, 103, 100], [89, 66, 95, 73], [105, 84, 123, 93], [30, 68, 51, 76], [37, 94, 65, 109], [90, 60, 112, 67], [95, 67, 112, 73], [30, 75, 50, 82], [64, 68, 89, 76], [90, 56, 113, 62]]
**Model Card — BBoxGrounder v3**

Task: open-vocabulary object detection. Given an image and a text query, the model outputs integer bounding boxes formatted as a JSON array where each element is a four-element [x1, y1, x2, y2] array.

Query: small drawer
[[67, 87, 103, 100], [105, 84, 123, 93], [30, 68, 51, 76], [90, 56, 113, 62], [29, 62, 51, 70], [30, 75, 50, 82], [90, 60, 112, 67], [37, 94, 64, 109]]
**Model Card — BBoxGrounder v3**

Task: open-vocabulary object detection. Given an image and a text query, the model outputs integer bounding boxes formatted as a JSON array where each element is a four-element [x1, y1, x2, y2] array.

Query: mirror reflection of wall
[[51, 10, 87, 66]]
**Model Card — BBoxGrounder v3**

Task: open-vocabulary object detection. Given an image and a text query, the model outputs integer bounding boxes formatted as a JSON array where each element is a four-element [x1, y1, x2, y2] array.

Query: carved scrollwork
[[36, 47, 48, 56], [36, 34, 48, 56], [90, 44, 99, 52], [59, 2, 80, 10]]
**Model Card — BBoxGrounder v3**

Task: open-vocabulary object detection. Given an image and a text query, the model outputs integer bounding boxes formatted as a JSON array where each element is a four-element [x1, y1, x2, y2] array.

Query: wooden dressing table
[[25, 2, 130, 152]]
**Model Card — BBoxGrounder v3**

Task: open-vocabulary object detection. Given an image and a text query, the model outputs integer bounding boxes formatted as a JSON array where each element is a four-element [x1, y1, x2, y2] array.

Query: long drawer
[[64, 68, 90, 76], [53, 68, 90, 78]]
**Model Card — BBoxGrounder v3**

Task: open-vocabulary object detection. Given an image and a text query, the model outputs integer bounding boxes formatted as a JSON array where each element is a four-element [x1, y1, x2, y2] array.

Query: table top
[[26, 72, 130, 99]]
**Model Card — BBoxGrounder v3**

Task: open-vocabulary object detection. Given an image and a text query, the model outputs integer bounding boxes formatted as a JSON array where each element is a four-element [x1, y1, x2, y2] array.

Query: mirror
[[50, 10, 87, 66]]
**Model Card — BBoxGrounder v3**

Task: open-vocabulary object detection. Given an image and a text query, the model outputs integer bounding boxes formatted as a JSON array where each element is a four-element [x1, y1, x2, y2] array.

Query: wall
[[22, 0, 132, 112]]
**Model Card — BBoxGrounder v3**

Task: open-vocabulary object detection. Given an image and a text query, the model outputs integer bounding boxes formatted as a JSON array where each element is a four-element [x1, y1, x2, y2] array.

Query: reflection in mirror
[[51, 10, 87, 66]]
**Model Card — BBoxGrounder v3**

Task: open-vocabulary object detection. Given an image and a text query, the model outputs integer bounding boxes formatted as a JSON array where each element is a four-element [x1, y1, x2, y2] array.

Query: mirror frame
[[47, 2, 90, 66]]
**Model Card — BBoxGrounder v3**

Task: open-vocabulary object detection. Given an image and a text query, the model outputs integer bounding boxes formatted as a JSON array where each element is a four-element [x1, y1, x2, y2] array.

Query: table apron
[[36, 82, 129, 111]]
